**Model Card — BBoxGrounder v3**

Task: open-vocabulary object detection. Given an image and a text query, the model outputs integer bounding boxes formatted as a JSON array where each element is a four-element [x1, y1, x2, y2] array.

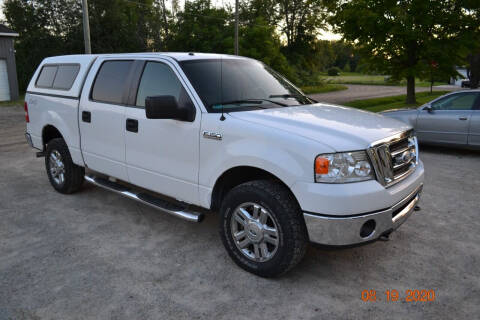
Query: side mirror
[[145, 95, 195, 122], [424, 105, 433, 113]]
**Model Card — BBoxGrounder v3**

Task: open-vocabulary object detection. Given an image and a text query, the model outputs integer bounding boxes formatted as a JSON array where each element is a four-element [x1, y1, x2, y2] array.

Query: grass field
[[344, 91, 449, 112], [300, 83, 348, 94], [320, 72, 447, 87]]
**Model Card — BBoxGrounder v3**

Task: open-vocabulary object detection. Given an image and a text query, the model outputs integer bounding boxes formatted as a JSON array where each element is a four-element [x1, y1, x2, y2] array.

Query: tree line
[[4, 0, 344, 91], [325, 0, 480, 103], [3, 0, 480, 103]]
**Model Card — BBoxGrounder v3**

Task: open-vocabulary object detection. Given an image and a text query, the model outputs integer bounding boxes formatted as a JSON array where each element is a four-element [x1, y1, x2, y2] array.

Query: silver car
[[381, 90, 480, 148]]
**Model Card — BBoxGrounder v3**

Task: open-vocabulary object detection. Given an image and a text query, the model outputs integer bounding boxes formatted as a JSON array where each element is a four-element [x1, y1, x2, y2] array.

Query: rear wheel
[[45, 138, 84, 194], [219, 180, 308, 277]]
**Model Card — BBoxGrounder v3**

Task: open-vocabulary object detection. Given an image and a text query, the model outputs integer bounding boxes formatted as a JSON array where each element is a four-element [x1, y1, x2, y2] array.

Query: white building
[[450, 67, 468, 86]]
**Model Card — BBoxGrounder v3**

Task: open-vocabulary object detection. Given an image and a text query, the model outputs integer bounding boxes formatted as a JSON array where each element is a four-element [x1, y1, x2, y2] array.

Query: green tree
[[240, 0, 277, 26], [3, 0, 363, 91], [238, 1, 295, 81], [467, 53, 480, 88], [463, 1, 480, 88], [87, 0, 156, 53], [328, 0, 467, 104], [3, 0, 82, 91], [241, 0, 330, 84], [3, 0, 162, 90], [276, 0, 326, 50], [239, 17, 295, 81], [165, 0, 233, 53], [311, 40, 335, 71], [417, 43, 459, 92]]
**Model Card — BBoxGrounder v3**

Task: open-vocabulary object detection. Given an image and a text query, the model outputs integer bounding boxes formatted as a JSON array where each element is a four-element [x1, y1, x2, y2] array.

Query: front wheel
[[219, 180, 308, 277], [45, 138, 84, 194]]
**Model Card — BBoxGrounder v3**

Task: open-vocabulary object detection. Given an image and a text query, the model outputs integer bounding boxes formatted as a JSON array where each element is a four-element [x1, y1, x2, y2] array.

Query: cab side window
[[431, 93, 478, 111], [136, 62, 193, 109]]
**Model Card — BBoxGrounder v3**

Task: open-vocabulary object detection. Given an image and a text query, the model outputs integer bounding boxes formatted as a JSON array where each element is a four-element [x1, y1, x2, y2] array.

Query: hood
[[229, 103, 411, 152]]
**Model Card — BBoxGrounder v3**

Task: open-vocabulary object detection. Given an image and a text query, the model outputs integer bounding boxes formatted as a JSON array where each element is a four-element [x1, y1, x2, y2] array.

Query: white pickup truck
[[24, 53, 424, 277]]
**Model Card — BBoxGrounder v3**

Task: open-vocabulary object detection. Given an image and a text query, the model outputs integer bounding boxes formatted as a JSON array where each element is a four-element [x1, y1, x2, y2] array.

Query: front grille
[[389, 138, 409, 154], [367, 130, 418, 187]]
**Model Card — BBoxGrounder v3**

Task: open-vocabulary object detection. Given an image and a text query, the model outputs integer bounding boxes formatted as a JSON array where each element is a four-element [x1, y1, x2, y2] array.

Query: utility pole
[[82, 0, 92, 54], [234, 0, 239, 55]]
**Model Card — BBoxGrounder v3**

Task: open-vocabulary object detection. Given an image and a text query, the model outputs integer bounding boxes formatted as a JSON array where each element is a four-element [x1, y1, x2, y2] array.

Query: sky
[[0, 0, 341, 40]]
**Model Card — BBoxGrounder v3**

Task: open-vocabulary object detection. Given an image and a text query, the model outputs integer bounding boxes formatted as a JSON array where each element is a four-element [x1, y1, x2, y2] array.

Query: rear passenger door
[[124, 59, 201, 205], [79, 59, 134, 181]]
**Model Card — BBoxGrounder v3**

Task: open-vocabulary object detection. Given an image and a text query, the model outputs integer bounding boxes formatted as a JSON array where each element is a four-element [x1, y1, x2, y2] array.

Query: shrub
[[327, 67, 341, 76], [384, 75, 401, 85]]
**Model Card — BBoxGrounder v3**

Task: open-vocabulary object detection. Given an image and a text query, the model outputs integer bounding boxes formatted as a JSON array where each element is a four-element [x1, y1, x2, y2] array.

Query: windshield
[[179, 59, 314, 113]]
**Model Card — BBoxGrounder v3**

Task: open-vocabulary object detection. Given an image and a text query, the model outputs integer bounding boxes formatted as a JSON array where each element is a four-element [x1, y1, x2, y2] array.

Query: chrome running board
[[84, 175, 204, 223]]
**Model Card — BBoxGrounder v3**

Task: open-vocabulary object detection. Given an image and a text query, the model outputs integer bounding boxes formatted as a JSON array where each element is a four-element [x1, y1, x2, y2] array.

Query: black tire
[[219, 180, 308, 277], [45, 138, 84, 194]]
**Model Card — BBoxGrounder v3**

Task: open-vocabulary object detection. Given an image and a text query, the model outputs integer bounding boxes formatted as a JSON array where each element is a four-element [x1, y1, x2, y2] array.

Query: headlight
[[314, 151, 374, 183]]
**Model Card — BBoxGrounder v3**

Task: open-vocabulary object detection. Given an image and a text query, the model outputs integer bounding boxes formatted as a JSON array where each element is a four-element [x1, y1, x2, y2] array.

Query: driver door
[[416, 92, 477, 145], [124, 59, 201, 205]]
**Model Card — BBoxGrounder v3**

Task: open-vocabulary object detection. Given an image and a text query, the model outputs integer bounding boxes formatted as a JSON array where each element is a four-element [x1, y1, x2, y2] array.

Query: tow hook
[[414, 205, 421, 211]]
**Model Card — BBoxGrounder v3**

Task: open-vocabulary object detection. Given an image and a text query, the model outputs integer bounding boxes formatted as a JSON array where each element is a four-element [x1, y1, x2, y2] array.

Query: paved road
[[1, 106, 479, 319], [309, 84, 459, 104]]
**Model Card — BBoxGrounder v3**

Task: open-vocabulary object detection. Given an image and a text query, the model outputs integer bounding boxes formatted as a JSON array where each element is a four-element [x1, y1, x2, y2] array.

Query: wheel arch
[[210, 165, 301, 212], [42, 125, 65, 150]]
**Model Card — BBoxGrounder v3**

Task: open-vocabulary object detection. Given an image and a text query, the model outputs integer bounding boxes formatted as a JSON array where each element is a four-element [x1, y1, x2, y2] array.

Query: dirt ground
[[1, 105, 479, 319]]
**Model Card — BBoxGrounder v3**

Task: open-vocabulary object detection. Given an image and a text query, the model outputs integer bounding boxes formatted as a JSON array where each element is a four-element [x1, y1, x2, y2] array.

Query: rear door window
[[91, 60, 134, 105]]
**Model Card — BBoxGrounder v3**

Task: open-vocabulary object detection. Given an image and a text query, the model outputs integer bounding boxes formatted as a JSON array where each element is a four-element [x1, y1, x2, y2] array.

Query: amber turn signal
[[315, 157, 329, 175]]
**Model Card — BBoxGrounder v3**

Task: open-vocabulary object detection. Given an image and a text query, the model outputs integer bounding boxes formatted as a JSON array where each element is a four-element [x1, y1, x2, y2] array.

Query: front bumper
[[303, 184, 422, 246]]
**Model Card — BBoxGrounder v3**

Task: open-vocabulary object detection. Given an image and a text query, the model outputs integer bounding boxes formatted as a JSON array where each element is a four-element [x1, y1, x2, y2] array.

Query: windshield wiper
[[211, 98, 287, 108], [269, 93, 305, 99], [269, 93, 317, 104], [256, 98, 288, 107]]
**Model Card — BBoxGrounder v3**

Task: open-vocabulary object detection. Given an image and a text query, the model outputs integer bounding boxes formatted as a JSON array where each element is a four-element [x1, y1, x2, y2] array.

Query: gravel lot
[[309, 84, 459, 104], [1, 105, 479, 319]]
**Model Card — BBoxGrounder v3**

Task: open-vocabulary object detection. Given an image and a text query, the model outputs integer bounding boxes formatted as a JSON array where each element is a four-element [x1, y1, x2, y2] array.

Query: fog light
[[360, 219, 376, 238]]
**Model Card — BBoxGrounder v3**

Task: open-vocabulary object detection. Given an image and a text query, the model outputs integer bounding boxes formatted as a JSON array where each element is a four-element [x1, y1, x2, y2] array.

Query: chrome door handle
[[458, 117, 468, 121]]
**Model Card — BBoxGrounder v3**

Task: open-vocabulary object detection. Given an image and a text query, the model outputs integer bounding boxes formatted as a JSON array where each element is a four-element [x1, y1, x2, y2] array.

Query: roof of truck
[[43, 52, 248, 64], [28, 53, 252, 98]]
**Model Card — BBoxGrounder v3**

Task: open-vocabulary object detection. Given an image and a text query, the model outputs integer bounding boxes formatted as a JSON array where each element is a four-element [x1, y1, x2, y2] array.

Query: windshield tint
[[179, 59, 313, 112]]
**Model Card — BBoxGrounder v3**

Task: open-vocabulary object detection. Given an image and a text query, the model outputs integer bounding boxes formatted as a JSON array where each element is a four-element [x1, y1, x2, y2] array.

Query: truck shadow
[[78, 183, 387, 278], [75, 171, 430, 284]]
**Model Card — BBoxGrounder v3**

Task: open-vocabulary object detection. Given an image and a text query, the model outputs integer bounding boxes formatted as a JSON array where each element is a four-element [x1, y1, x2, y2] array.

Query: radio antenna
[[220, 55, 225, 121]]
